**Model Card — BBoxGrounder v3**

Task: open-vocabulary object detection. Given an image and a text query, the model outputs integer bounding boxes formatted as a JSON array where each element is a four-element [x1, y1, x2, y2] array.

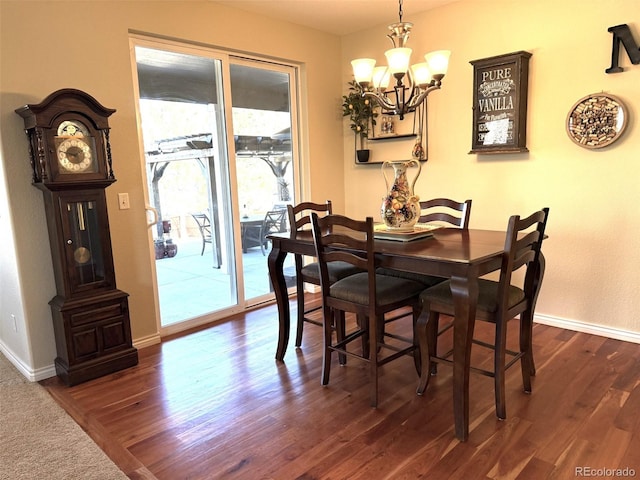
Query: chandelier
[[350, 0, 450, 120]]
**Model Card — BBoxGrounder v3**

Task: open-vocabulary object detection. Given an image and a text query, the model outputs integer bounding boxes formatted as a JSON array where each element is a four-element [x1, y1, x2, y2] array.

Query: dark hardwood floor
[[43, 294, 640, 479]]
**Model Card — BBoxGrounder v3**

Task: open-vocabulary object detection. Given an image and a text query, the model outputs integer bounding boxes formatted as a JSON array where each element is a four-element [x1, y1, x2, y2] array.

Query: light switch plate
[[118, 193, 130, 210]]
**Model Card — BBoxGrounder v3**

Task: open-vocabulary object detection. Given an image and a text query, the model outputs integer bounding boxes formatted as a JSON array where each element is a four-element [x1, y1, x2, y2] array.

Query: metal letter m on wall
[[606, 24, 640, 73]]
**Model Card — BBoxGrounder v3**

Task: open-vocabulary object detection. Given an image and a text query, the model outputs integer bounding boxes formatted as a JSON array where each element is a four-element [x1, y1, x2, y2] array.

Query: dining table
[[267, 226, 544, 442]]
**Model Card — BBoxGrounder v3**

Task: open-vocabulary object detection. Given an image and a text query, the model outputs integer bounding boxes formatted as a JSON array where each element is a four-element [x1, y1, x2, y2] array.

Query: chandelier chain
[[398, 0, 404, 22]]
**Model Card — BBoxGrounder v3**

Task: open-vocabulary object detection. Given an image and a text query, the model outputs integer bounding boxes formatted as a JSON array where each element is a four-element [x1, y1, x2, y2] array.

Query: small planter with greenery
[[342, 80, 378, 161]]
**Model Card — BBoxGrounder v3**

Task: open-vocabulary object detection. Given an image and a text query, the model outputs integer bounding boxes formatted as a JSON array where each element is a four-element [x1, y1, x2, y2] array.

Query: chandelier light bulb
[[351, 58, 376, 85], [372, 67, 391, 91], [424, 50, 451, 77], [411, 62, 432, 87], [385, 48, 412, 76]]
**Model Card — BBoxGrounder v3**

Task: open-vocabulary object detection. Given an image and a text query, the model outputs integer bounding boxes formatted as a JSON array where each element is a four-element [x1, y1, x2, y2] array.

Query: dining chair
[[310, 213, 426, 407], [415, 207, 549, 420], [190, 213, 212, 256], [287, 201, 364, 348], [418, 197, 472, 228], [377, 198, 472, 287], [377, 198, 472, 334]]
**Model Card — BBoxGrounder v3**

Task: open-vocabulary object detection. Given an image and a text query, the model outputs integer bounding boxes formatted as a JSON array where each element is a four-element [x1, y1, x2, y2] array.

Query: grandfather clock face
[[54, 119, 100, 176]]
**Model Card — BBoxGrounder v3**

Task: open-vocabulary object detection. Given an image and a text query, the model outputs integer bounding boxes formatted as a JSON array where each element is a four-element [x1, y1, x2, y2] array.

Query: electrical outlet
[[118, 193, 130, 210], [11, 314, 17, 332]]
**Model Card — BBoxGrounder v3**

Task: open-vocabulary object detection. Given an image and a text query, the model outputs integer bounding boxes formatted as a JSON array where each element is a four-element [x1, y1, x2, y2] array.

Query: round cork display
[[566, 93, 628, 149]]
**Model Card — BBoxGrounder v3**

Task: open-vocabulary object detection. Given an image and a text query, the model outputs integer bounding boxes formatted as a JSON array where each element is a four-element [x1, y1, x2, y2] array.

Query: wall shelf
[[369, 133, 416, 141], [352, 104, 427, 165], [355, 157, 426, 165]]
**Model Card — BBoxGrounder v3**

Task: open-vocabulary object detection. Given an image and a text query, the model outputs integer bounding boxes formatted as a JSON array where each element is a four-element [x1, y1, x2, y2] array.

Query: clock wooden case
[[15, 89, 138, 386]]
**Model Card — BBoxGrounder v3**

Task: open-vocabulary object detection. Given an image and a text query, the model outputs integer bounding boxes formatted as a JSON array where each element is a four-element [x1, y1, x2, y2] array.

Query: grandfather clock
[[15, 89, 138, 386]]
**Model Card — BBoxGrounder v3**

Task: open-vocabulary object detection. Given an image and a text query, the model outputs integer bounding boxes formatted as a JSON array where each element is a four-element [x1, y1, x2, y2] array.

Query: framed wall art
[[469, 51, 532, 154]]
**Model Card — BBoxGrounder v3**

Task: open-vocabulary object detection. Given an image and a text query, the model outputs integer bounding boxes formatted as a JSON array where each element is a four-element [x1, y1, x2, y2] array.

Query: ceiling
[[214, 0, 459, 36]]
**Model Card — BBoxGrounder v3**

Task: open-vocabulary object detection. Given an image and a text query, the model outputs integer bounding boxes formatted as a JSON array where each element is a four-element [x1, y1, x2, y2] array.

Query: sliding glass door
[[131, 37, 298, 334], [229, 60, 296, 302]]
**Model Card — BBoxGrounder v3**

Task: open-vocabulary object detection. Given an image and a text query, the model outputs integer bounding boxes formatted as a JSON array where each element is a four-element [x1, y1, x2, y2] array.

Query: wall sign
[[469, 51, 532, 154], [606, 24, 640, 74]]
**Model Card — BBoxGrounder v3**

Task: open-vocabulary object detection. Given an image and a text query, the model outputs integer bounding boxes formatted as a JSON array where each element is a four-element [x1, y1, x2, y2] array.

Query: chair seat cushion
[[330, 272, 424, 305], [376, 267, 446, 288], [420, 278, 526, 314], [301, 261, 363, 284]]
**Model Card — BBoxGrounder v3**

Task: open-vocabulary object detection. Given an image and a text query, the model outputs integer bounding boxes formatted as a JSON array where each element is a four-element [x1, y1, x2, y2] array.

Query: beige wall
[[0, 1, 343, 375], [342, 0, 640, 337]]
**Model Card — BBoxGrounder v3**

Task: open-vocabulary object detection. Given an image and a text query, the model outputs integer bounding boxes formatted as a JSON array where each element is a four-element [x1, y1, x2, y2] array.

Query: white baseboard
[[133, 333, 162, 350], [32, 363, 57, 381], [535, 313, 640, 345], [0, 343, 56, 382]]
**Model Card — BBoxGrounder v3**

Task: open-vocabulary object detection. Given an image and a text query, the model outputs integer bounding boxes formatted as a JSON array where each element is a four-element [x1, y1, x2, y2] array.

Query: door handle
[[145, 205, 158, 228]]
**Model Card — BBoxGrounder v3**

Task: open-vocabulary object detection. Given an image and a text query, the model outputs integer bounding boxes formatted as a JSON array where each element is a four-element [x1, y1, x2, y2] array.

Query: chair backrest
[[191, 213, 212, 239], [287, 200, 332, 239], [418, 198, 472, 228], [262, 209, 288, 237], [310, 213, 376, 306], [498, 208, 549, 314]]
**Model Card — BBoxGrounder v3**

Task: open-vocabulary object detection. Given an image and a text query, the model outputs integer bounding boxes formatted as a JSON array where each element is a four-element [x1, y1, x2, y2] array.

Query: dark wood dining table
[[267, 227, 536, 441]]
